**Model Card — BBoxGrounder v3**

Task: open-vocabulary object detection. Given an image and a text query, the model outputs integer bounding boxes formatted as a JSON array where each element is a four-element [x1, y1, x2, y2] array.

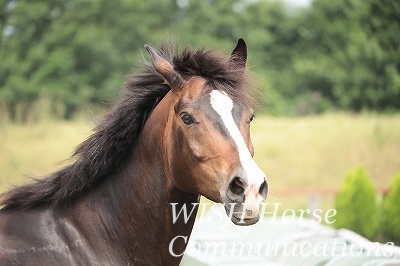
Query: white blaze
[[209, 90, 266, 190]]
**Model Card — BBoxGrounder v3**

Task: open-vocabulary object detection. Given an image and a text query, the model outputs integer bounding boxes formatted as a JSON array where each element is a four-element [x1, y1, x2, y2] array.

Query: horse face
[[167, 77, 267, 226], [145, 39, 268, 225]]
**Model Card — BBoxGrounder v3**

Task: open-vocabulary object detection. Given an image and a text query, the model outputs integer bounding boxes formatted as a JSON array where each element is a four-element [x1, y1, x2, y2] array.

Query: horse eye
[[248, 113, 255, 123], [180, 112, 195, 125]]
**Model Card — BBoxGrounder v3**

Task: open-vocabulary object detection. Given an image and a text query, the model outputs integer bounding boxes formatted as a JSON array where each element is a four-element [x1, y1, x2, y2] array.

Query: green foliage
[[334, 166, 378, 239], [0, 0, 176, 121], [303, 0, 400, 113], [381, 173, 400, 244], [0, 0, 399, 122]]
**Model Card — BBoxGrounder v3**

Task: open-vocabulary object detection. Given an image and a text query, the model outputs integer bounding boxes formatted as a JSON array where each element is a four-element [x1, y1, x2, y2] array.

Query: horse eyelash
[[248, 113, 255, 123]]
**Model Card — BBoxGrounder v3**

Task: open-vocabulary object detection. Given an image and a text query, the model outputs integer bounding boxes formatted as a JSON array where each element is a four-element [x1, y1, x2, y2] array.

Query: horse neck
[[68, 91, 200, 263]]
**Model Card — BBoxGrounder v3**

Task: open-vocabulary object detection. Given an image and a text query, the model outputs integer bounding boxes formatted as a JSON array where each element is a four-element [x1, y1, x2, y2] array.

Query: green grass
[[252, 113, 400, 189], [0, 120, 91, 190], [1, 113, 399, 211], [252, 113, 400, 212]]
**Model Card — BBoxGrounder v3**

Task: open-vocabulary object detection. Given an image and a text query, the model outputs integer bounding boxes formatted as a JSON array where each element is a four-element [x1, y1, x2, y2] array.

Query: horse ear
[[229, 38, 247, 70], [144, 44, 183, 90]]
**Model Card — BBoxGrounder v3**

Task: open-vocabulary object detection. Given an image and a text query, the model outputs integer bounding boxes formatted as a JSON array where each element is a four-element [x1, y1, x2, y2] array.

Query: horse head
[[145, 39, 268, 226]]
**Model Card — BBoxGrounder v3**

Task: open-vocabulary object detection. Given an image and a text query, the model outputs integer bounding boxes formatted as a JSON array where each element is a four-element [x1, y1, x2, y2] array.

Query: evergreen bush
[[334, 166, 378, 239], [381, 173, 400, 244]]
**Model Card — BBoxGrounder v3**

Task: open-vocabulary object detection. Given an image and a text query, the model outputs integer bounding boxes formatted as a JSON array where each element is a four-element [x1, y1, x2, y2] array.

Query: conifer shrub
[[381, 173, 400, 244], [334, 166, 378, 239]]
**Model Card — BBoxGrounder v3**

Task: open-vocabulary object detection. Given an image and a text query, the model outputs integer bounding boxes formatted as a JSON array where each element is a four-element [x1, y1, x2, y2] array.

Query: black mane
[[0, 41, 253, 209]]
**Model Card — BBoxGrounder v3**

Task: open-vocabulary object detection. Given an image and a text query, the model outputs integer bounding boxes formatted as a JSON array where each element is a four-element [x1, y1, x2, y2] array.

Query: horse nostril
[[229, 177, 246, 196], [259, 180, 268, 198]]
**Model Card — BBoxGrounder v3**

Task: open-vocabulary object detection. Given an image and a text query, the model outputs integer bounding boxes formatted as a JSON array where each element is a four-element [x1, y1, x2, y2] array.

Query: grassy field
[[251, 113, 400, 212], [252, 113, 400, 189], [1, 113, 400, 211], [0, 121, 91, 190]]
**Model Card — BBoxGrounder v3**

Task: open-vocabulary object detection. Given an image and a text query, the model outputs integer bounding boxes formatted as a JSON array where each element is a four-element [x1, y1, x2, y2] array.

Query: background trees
[[0, 0, 399, 122]]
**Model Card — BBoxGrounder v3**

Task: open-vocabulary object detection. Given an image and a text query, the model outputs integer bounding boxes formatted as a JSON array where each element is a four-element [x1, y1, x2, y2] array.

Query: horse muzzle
[[223, 175, 268, 226]]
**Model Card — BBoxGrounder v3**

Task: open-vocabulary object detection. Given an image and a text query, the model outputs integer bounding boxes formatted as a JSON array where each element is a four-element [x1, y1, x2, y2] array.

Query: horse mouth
[[223, 204, 261, 226], [230, 214, 260, 226]]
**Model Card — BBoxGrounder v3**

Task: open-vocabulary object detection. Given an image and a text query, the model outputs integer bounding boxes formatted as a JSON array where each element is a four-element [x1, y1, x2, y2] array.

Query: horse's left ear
[[144, 44, 183, 90], [229, 38, 247, 70]]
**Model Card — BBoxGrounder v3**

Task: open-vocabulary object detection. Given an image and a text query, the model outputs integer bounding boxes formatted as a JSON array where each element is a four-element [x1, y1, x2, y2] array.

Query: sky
[[284, 0, 312, 8]]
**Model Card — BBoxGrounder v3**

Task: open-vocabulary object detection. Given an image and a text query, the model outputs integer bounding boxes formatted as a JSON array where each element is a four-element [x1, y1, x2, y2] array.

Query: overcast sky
[[284, 0, 312, 8]]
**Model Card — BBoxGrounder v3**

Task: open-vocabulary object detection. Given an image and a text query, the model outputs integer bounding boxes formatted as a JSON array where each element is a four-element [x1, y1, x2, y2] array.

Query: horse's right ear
[[144, 44, 183, 90]]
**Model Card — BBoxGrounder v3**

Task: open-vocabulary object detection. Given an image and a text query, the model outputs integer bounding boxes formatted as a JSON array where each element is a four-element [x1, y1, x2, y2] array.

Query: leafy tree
[[288, 0, 400, 113], [0, 0, 399, 121], [334, 166, 378, 239], [0, 1, 61, 121]]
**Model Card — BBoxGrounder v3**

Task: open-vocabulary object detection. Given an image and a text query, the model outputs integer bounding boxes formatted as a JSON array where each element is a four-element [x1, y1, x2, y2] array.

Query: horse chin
[[229, 215, 260, 226], [222, 204, 261, 226]]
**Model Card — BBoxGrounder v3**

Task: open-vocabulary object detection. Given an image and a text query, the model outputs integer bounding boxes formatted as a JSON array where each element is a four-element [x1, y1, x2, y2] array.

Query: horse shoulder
[[0, 207, 104, 265]]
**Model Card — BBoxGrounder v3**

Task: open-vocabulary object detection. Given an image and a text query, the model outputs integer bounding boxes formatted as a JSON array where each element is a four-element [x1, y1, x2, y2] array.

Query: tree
[[288, 0, 400, 113], [0, 0, 169, 121], [334, 166, 378, 239], [0, 1, 64, 121], [381, 173, 400, 244], [1, 0, 399, 121]]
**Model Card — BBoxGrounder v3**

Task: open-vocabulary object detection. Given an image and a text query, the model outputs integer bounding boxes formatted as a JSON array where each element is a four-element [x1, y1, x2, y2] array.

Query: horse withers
[[0, 39, 268, 265]]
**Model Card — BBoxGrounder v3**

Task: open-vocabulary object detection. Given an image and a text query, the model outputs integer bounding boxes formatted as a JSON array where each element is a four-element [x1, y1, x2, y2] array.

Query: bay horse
[[0, 39, 268, 265]]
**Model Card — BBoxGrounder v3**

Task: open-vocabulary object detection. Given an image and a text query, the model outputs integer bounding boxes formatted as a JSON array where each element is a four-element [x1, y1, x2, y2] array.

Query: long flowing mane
[[0, 41, 253, 209]]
